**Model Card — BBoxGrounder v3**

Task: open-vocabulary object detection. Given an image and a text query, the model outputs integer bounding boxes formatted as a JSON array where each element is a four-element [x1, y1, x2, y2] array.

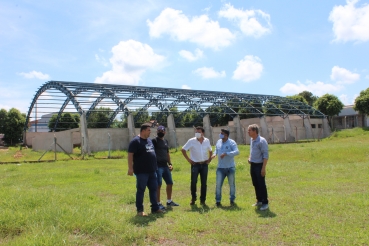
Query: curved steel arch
[[25, 81, 84, 131], [25, 81, 326, 131]]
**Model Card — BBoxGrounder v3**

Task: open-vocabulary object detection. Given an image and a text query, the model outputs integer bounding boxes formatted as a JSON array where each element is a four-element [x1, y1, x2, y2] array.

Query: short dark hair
[[221, 129, 229, 136], [248, 124, 259, 134], [196, 126, 204, 133], [140, 123, 151, 132]]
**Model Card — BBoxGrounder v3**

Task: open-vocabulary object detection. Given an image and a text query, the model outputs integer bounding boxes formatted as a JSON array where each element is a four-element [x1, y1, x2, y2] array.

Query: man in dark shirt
[[152, 126, 180, 210], [127, 123, 165, 216]]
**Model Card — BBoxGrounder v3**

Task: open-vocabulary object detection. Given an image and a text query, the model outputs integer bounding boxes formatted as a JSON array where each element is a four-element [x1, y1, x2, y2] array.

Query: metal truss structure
[[24, 81, 325, 131]]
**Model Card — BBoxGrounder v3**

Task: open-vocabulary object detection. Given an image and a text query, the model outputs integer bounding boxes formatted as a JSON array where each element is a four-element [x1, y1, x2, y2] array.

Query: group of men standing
[[128, 123, 269, 216]]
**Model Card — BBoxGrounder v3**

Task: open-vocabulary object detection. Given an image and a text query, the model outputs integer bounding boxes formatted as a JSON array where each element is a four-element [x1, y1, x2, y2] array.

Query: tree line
[[1, 88, 369, 146]]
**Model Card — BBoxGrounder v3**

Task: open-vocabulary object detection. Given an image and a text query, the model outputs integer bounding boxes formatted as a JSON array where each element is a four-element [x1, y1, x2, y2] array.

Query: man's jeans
[[215, 167, 236, 203], [191, 164, 208, 202], [136, 172, 159, 212], [250, 164, 268, 204]]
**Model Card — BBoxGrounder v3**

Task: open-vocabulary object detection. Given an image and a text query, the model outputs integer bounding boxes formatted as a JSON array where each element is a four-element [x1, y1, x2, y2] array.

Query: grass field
[[1, 128, 369, 245]]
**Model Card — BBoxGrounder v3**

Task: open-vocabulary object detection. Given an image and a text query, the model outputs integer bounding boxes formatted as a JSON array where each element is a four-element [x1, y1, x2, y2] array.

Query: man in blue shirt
[[212, 129, 239, 207], [248, 124, 269, 211]]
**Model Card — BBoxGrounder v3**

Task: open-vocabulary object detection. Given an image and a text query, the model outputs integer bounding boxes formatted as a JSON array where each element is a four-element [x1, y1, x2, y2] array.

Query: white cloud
[[329, 0, 369, 42], [193, 67, 226, 79], [94, 40, 165, 85], [232, 55, 263, 82], [18, 71, 50, 80], [147, 8, 235, 49], [339, 94, 357, 105], [330, 66, 360, 84], [179, 49, 204, 62], [219, 4, 272, 38], [279, 81, 344, 96], [182, 84, 191, 89]]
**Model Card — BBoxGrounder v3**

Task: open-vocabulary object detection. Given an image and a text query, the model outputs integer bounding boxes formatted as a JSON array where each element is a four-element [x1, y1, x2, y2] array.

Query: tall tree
[[314, 94, 344, 128], [0, 108, 7, 134], [354, 87, 369, 115], [297, 91, 318, 106], [87, 107, 111, 128], [2, 108, 26, 145], [48, 113, 80, 132], [286, 95, 308, 105]]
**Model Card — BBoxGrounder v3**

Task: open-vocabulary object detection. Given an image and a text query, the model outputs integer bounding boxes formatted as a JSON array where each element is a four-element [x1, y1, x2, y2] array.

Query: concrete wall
[[25, 114, 332, 153]]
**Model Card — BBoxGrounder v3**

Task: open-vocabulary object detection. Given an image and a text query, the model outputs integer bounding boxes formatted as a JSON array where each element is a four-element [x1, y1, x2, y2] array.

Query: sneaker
[[158, 203, 166, 210], [230, 201, 235, 206], [260, 204, 269, 211], [216, 202, 221, 207], [167, 201, 179, 206], [190, 200, 196, 205], [200, 201, 206, 206], [137, 211, 148, 217], [252, 201, 262, 207], [152, 209, 166, 214]]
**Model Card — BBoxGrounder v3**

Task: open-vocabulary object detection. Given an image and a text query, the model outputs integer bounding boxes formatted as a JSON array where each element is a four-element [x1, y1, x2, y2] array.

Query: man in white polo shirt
[[182, 126, 213, 206]]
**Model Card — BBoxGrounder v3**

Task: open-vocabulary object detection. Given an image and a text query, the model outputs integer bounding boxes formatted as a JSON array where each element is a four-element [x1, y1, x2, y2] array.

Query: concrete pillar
[[283, 116, 295, 142], [303, 117, 314, 139], [80, 111, 91, 155], [127, 114, 136, 140], [232, 116, 244, 144], [166, 114, 177, 149], [259, 117, 269, 140], [203, 114, 213, 145], [322, 117, 331, 137]]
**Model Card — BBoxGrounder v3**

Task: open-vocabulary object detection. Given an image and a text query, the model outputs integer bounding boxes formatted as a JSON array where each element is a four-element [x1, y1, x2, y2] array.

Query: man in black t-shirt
[[152, 126, 180, 210], [128, 123, 165, 216]]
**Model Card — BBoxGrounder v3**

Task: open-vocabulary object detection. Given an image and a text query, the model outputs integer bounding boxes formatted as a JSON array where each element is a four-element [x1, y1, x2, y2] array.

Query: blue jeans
[[215, 167, 236, 203], [135, 172, 159, 212], [156, 166, 173, 186], [191, 164, 208, 202], [250, 164, 268, 204]]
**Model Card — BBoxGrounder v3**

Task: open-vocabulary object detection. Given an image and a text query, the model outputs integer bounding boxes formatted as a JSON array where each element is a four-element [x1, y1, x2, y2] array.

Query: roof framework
[[25, 81, 325, 130]]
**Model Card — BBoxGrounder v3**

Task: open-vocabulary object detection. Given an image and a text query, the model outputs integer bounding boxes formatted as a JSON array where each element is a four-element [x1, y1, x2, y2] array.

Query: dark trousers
[[250, 164, 268, 204], [136, 172, 159, 212], [191, 164, 208, 202]]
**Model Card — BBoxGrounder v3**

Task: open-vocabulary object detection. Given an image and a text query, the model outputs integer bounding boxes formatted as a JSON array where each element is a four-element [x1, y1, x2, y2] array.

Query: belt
[[250, 162, 263, 165], [194, 161, 207, 165]]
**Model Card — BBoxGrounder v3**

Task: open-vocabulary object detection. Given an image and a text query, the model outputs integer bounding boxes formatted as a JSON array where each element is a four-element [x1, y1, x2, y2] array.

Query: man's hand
[[211, 154, 216, 160], [220, 153, 226, 159], [261, 168, 266, 177], [169, 164, 173, 171], [127, 168, 134, 176]]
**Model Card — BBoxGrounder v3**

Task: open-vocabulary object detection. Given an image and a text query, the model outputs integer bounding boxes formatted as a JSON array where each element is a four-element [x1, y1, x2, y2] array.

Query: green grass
[[1, 127, 369, 245]]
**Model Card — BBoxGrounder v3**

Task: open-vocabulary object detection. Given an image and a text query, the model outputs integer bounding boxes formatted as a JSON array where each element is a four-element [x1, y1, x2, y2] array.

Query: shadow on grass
[[217, 202, 243, 211], [185, 204, 211, 214], [129, 212, 165, 227], [254, 207, 277, 218]]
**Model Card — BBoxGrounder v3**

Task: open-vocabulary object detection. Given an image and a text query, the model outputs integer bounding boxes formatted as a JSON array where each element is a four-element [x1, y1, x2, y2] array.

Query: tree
[[314, 94, 344, 128], [1, 108, 26, 145], [48, 113, 80, 132], [286, 95, 308, 105], [87, 107, 111, 128], [354, 87, 369, 115], [297, 91, 318, 106]]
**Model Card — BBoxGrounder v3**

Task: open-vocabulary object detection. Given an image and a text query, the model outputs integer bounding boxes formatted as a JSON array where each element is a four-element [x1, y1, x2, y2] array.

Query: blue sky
[[1, 0, 369, 114]]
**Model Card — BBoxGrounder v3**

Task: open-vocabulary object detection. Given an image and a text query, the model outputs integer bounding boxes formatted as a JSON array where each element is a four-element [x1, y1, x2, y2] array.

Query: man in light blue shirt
[[248, 124, 269, 211], [212, 129, 239, 207]]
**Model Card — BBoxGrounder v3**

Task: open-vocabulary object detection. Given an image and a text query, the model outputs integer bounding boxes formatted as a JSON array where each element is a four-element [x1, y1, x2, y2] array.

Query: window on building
[[311, 124, 316, 128]]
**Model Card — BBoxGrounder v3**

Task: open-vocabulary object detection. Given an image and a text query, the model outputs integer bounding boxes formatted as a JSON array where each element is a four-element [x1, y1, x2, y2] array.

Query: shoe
[[216, 202, 221, 207], [260, 204, 269, 211], [167, 201, 179, 206], [230, 201, 235, 206], [190, 200, 196, 205], [158, 203, 166, 210], [152, 209, 166, 214], [136, 211, 148, 217], [252, 201, 262, 207], [200, 201, 206, 206]]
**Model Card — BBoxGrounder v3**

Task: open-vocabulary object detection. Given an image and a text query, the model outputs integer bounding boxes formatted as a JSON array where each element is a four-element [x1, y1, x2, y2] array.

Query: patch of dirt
[[13, 151, 24, 159]]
